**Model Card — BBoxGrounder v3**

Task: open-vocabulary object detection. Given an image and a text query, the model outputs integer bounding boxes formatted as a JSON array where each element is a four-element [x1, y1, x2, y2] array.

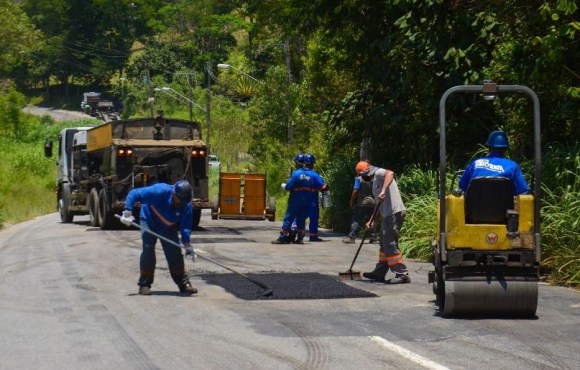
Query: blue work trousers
[[281, 201, 308, 238], [138, 220, 187, 287], [308, 201, 320, 236]]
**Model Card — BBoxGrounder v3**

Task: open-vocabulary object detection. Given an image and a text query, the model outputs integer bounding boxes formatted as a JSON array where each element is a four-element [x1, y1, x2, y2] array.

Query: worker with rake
[[120, 180, 198, 296], [356, 161, 411, 284]]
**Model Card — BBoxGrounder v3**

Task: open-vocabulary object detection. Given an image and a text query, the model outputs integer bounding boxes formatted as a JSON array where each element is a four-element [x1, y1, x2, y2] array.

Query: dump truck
[[429, 82, 541, 317], [81, 92, 120, 122], [45, 115, 212, 229], [211, 172, 276, 221]]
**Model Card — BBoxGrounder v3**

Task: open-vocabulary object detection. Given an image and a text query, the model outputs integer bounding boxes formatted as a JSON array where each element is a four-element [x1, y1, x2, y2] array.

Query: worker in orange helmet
[[356, 161, 411, 284]]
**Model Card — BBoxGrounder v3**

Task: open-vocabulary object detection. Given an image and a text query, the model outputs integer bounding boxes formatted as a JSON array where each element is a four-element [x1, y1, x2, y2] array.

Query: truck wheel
[[58, 185, 74, 223], [192, 208, 202, 228], [88, 188, 100, 227], [98, 188, 114, 230]]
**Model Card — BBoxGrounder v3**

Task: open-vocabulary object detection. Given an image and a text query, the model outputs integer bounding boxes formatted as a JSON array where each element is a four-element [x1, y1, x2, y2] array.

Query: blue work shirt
[[302, 168, 327, 205], [125, 183, 193, 243], [459, 152, 529, 195], [353, 176, 361, 190]]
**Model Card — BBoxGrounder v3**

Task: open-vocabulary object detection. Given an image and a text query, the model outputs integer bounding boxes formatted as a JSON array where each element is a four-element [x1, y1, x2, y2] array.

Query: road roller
[[429, 82, 541, 317]]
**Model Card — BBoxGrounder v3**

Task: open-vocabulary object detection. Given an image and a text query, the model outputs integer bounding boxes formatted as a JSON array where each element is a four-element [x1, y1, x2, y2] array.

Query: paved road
[[0, 212, 578, 369], [24, 105, 96, 121]]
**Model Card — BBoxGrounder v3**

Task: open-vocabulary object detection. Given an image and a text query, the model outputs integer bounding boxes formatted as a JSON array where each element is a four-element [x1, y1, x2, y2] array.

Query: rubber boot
[[363, 263, 389, 281]]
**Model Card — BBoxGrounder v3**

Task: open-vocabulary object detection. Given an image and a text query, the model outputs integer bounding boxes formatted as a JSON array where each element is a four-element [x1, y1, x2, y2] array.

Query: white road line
[[369, 336, 451, 370]]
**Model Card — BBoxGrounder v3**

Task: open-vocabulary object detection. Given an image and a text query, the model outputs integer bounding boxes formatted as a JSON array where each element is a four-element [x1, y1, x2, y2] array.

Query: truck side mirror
[[44, 140, 53, 157]]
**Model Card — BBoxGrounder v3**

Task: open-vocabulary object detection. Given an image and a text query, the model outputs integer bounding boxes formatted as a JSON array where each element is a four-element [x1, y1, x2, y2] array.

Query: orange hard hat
[[355, 161, 370, 175]]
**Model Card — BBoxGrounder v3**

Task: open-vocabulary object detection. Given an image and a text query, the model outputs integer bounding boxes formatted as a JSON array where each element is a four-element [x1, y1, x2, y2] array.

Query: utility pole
[[187, 73, 193, 121], [205, 61, 212, 153], [146, 69, 154, 116], [284, 39, 293, 146]]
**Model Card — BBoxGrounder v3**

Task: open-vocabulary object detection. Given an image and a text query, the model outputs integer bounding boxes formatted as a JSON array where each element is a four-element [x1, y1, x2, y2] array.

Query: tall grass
[[397, 165, 438, 260], [540, 146, 580, 287], [0, 114, 96, 227]]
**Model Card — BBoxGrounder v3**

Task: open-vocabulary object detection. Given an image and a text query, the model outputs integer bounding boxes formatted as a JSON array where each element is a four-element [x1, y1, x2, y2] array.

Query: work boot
[[363, 264, 388, 281], [309, 237, 324, 242], [179, 282, 198, 295], [342, 238, 355, 244], [271, 237, 287, 244], [293, 236, 304, 245], [138, 286, 152, 296], [362, 271, 386, 281], [388, 274, 411, 284]]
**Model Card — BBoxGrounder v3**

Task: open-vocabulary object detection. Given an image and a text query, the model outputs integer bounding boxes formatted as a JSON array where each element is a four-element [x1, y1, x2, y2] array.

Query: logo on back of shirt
[[474, 159, 504, 173]]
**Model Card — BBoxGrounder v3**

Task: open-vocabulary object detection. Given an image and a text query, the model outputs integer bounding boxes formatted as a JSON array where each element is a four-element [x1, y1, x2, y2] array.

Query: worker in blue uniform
[[459, 130, 529, 195], [121, 180, 197, 296], [302, 154, 328, 242], [272, 156, 312, 245]]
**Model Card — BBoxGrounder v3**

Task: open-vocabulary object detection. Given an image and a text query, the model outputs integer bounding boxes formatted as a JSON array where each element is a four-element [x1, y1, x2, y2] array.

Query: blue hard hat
[[174, 180, 193, 203], [294, 153, 304, 164], [485, 130, 509, 149], [304, 154, 315, 165]]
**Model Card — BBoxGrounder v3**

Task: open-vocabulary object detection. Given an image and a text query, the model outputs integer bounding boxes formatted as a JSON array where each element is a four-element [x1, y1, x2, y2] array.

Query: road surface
[[24, 105, 95, 121], [0, 212, 578, 369]]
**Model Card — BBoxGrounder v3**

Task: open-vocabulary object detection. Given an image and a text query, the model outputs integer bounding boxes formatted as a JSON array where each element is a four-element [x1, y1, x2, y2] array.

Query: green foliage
[[539, 143, 580, 287], [0, 86, 26, 139], [0, 109, 96, 227], [0, 0, 43, 74], [397, 165, 438, 260]]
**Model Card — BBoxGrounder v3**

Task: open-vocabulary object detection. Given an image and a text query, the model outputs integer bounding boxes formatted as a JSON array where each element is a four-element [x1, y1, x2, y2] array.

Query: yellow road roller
[[429, 82, 541, 317]]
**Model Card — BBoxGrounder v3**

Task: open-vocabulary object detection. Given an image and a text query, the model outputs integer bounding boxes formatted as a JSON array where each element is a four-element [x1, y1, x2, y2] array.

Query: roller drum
[[443, 280, 538, 317]]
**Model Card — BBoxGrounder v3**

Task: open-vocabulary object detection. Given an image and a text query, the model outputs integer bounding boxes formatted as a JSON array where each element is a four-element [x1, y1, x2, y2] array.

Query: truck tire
[[98, 188, 114, 230], [193, 208, 202, 229], [88, 188, 100, 227], [58, 185, 74, 223]]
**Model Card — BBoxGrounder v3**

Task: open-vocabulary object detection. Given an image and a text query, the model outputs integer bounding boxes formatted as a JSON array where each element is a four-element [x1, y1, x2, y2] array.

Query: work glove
[[281, 182, 287, 190], [120, 210, 135, 227], [183, 242, 197, 262]]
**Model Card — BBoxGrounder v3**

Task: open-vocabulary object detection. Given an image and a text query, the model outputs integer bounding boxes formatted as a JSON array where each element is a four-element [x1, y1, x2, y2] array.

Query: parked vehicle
[[44, 114, 212, 229], [208, 154, 220, 170]]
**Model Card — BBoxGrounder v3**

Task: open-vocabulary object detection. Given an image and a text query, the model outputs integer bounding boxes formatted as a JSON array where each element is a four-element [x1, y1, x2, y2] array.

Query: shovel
[[338, 201, 381, 281]]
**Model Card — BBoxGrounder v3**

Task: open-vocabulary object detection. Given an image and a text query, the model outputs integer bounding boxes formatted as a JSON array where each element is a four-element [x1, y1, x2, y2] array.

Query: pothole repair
[[197, 272, 378, 300]]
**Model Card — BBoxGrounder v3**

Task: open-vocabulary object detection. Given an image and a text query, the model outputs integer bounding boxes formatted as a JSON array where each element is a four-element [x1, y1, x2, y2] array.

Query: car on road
[[208, 154, 220, 170]]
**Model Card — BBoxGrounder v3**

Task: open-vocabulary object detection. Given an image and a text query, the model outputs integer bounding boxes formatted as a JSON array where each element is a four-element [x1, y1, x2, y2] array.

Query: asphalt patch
[[198, 272, 378, 300]]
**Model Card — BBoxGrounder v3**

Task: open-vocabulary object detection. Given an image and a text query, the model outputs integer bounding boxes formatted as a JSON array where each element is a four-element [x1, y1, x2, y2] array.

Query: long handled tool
[[115, 214, 274, 296], [338, 201, 381, 281]]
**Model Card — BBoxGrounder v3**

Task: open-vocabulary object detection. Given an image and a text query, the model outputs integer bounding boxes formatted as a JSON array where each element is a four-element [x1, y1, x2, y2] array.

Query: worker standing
[[356, 161, 411, 283], [302, 153, 328, 242], [120, 180, 198, 295], [272, 155, 312, 245], [342, 169, 378, 244]]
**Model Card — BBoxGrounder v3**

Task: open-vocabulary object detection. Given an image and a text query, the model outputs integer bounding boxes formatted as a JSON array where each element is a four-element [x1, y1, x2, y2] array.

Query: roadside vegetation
[[0, 1, 578, 288]]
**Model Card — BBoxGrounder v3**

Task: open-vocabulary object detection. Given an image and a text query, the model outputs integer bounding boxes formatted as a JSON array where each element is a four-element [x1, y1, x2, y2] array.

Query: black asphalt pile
[[198, 272, 378, 300]]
